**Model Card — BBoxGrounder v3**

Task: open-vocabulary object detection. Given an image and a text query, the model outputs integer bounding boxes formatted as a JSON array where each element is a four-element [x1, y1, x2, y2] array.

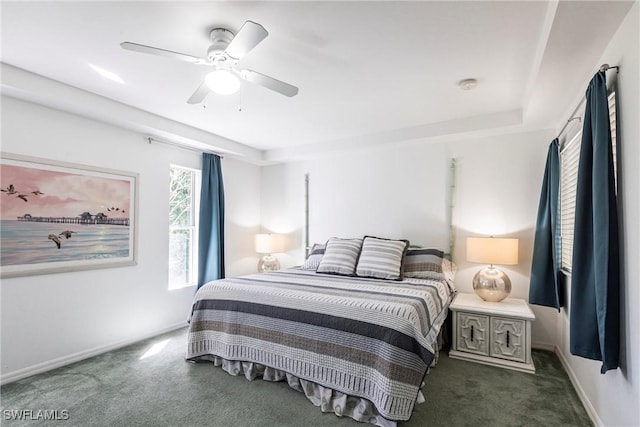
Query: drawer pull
[[470, 325, 474, 341], [506, 330, 510, 348]]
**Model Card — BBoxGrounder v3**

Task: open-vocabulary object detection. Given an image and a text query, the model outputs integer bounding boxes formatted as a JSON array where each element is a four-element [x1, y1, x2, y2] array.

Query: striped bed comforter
[[187, 268, 454, 421]]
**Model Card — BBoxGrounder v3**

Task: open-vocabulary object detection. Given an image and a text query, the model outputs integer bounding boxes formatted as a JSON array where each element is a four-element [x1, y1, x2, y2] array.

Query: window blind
[[560, 131, 581, 272], [609, 92, 617, 193], [559, 91, 617, 272]]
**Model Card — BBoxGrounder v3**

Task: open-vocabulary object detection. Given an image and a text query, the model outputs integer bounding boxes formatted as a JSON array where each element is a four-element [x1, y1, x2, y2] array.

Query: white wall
[[261, 129, 558, 349], [0, 96, 261, 382], [555, 4, 639, 426], [223, 157, 262, 277], [261, 142, 451, 252]]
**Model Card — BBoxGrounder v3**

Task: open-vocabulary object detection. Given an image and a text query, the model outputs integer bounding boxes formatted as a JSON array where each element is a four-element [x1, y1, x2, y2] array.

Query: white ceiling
[[0, 1, 634, 162]]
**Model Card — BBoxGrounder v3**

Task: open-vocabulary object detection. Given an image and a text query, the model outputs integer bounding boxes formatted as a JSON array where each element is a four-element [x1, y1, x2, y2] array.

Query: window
[[169, 165, 199, 289], [559, 91, 617, 272]]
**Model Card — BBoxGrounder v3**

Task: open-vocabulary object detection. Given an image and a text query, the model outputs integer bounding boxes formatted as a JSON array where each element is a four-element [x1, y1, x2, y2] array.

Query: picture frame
[[0, 152, 138, 278]]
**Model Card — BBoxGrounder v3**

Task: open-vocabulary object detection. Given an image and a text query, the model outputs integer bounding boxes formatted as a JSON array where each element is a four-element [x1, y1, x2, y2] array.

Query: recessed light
[[89, 63, 124, 84], [458, 78, 478, 90]]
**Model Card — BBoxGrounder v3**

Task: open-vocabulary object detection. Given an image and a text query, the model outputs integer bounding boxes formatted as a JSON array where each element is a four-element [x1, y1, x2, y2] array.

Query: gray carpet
[[1, 327, 592, 426]]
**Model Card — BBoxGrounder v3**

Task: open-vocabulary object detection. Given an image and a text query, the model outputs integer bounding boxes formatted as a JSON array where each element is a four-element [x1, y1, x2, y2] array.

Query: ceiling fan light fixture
[[205, 69, 241, 95]]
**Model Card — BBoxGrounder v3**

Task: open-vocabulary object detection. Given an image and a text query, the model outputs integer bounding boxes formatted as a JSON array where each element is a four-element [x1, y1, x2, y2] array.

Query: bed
[[187, 237, 456, 426]]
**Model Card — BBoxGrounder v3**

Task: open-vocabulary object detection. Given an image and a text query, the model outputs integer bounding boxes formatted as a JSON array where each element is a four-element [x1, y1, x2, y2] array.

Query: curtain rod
[[556, 116, 582, 141], [146, 136, 224, 158], [556, 64, 619, 140], [599, 64, 619, 73]]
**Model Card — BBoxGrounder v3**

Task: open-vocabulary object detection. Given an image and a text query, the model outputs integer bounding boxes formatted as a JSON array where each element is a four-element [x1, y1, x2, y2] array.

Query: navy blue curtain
[[198, 153, 225, 289], [570, 71, 619, 373], [529, 139, 563, 310]]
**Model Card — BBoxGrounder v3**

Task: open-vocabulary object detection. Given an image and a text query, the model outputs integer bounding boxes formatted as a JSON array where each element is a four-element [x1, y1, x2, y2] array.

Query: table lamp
[[466, 236, 519, 302], [255, 234, 285, 272]]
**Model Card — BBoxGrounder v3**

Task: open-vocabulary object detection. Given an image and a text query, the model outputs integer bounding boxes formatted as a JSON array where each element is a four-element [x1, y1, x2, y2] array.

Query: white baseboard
[[532, 341, 555, 352], [1, 321, 187, 385], [554, 346, 603, 427]]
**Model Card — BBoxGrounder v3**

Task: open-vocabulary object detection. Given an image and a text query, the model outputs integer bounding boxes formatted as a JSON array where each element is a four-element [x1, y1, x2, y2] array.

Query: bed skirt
[[189, 354, 429, 427]]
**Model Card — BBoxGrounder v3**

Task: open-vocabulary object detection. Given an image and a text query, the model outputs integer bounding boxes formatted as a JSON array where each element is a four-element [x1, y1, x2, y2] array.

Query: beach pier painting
[[1, 153, 137, 278]]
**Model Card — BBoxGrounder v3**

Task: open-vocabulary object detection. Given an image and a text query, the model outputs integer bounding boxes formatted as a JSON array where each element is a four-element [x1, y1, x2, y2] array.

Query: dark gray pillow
[[403, 248, 456, 285]]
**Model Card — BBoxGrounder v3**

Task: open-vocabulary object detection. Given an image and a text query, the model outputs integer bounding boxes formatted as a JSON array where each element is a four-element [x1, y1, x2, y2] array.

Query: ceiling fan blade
[[240, 70, 298, 97], [187, 82, 211, 104], [121, 42, 206, 64], [225, 21, 268, 60]]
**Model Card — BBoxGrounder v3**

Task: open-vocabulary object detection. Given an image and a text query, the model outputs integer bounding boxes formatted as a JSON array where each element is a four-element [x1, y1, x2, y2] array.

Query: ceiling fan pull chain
[[238, 84, 243, 112]]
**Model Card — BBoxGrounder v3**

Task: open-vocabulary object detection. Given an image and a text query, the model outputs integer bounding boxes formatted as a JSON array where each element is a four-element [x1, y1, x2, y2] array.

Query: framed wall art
[[0, 153, 138, 278]]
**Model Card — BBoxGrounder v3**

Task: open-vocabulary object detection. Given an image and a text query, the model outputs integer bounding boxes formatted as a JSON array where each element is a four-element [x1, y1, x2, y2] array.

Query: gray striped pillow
[[403, 248, 457, 287], [301, 243, 325, 270], [355, 236, 409, 280], [316, 238, 363, 276]]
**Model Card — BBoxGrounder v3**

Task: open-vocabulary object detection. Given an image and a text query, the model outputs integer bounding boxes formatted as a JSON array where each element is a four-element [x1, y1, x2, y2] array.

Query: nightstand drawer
[[490, 316, 527, 363], [456, 312, 489, 355]]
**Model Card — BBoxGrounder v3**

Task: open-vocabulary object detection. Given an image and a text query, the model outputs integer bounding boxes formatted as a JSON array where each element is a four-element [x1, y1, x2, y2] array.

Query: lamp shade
[[466, 237, 519, 266], [255, 234, 286, 254]]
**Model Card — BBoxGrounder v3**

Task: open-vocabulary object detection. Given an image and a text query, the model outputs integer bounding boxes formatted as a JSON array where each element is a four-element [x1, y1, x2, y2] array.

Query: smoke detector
[[458, 78, 478, 90]]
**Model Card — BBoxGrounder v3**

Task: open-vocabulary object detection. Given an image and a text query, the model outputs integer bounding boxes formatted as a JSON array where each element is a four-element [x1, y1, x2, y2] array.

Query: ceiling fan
[[121, 20, 298, 104]]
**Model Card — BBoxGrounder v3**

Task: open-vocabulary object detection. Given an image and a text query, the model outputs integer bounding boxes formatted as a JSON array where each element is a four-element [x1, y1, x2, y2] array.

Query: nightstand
[[449, 293, 536, 374]]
